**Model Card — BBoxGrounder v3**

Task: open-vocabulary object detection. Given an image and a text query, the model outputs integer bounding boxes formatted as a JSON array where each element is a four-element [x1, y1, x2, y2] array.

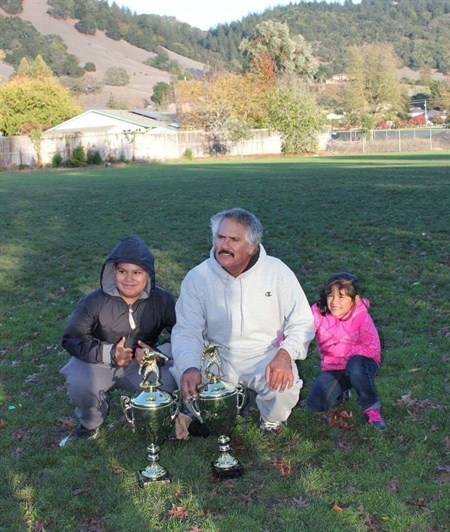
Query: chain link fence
[[328, 127, 450, 154]]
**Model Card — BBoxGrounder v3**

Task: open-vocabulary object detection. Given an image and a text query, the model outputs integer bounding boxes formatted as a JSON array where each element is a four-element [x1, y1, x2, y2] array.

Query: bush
[[68, 145, 86, 167], [103, 67, 130, 87], [86, 149, 102, 165], [84, 62, 96, 72], [183, 148, 193, 160], [51, 152, 63, 167]]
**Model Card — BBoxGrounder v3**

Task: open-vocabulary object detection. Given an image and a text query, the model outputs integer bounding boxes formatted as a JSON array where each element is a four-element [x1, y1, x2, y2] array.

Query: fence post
[[398, 130, 401, 153], [430, 129, 433, 150]]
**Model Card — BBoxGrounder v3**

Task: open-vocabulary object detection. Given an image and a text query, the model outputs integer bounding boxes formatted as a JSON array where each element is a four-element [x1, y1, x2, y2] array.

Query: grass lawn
[[0, 152, 449, 531]]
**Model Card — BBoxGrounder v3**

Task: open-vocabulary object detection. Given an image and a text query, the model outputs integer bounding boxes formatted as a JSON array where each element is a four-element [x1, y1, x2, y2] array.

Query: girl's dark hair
[[317, 272, 361, 315]]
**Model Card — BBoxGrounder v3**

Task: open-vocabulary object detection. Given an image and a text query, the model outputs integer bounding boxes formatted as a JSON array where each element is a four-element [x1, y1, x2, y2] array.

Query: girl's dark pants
[[307, 355, 380, 412]]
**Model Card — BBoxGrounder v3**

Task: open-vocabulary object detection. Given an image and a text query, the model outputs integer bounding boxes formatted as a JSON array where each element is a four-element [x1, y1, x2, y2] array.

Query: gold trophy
[[121, 348, 179, 486], [188, 341, 246, 479]]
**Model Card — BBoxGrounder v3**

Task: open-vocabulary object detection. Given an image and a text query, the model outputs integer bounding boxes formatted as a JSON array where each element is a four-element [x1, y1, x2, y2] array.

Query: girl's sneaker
[[364, 408, 386, 430]]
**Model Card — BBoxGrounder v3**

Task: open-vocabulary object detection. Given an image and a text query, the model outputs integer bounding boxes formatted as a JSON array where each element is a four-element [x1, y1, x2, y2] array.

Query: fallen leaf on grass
[[270, 456, 293, 477], [25, 373, 39, 383], [395, 393, 444, 417], [31, 520, 51, 532], [207, 472, 219, 483], [241, 487, 258, 503], [434, 464, 450, 484], [333, 504, 344, 512], [229, 437, 244, 452], [324, 409, 356, 430], [188, 527, 202, 532], [80, 515, 106, 532], [387, 479, 400, 492], [336, 439, 354, 451], [292, 497, 309, 508], [407, 498, 428, 509], [0, 418, 6, 428], [357, 504, 380, 531], [13, 428, 27, 441], [346, 486, 362, 493], [12, 447, 22, 458], [57, 416, 74, 430], [167, 505, 189, 519]]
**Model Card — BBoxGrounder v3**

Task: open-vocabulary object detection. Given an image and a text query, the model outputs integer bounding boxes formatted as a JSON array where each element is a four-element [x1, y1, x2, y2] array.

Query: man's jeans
[[307, 355, 381, 412]]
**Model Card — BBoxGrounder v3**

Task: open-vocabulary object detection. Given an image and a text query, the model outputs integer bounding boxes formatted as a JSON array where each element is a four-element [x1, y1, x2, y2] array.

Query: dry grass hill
[[0, 0, 206, 109]]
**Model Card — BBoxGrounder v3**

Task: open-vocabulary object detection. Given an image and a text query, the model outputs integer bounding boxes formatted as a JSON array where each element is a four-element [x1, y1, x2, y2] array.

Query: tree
[[240, 20, 318, 80], [151, 81, 171, 106], [16, 54, 54, 79], [175, 70, 275, 131], [0, 77, 82, 136], [267, 87, 326, 154], [343, 44, 407, 127]]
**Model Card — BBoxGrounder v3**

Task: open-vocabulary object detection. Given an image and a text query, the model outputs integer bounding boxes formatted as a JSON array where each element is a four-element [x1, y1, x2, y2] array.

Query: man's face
[[114, 262, 148, 303], [214, 218, 257, 277]]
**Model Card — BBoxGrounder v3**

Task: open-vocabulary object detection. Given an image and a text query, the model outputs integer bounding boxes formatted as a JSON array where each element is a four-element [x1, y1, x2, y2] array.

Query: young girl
[[307, 272, 385, 430]]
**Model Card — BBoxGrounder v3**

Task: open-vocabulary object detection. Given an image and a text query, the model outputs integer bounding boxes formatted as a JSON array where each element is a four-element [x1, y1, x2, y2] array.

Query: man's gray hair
[[210, 208, 263, 248]]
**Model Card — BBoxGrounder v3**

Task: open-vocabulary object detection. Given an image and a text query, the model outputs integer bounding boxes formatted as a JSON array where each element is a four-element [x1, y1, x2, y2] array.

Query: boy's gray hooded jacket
[[62, 236, 176, 364]]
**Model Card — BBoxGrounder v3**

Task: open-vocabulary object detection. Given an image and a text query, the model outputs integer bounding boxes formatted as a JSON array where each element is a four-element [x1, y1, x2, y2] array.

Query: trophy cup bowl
[[188, 341, 246, 479], [121, 348, 180, 486]]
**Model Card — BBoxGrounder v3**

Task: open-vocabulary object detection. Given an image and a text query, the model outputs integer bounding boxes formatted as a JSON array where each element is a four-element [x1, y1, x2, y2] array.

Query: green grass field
[[0, 152, 449, 531]]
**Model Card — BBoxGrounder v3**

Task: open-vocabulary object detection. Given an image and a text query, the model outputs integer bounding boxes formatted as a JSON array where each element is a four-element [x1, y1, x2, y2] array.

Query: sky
[[109, 1, 358, 31]]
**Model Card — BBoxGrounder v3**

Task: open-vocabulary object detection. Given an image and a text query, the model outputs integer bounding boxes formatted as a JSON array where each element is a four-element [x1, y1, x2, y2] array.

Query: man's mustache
[[219, 249, 234, 257]]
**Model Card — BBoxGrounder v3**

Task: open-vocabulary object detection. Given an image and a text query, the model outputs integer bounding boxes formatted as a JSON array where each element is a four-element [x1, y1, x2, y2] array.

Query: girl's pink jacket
[[312, 298, 381, 371]]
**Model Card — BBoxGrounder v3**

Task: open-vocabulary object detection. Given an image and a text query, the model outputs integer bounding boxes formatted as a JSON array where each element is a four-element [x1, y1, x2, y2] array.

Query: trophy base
[[138, 470, 171, 487], [211, 462, 244, 480]]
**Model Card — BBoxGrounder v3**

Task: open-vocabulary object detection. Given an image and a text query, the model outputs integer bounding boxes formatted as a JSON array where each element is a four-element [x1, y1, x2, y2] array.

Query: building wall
[[0, 128, 331, 168]]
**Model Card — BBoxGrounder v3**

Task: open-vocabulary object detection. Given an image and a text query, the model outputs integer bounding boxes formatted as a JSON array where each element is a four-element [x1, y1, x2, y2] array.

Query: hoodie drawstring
[[128, 306, 136, 330]]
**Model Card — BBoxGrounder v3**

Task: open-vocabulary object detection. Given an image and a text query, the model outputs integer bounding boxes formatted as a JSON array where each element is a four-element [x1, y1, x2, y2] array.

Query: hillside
[[1, 0, 449, 110], [0, 0, 206, 108]]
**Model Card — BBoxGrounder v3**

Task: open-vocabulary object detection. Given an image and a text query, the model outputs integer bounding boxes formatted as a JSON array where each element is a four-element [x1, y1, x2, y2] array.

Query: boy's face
[[114, 262, 148, 303]]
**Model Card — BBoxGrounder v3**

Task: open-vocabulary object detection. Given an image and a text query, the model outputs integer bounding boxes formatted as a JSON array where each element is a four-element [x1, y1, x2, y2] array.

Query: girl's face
[[327, 285, 355, 319]]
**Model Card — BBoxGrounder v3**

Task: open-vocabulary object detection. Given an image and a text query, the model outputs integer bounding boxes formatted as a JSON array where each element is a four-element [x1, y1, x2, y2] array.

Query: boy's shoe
[[260, 419, 285, 434], [364, 408, 386, 430], [59, 424, 99, 447], [75, 424, 100, 440]]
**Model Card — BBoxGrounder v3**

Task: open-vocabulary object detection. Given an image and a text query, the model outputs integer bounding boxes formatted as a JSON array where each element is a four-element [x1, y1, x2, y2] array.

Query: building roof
[[45, 109, 177, 134]]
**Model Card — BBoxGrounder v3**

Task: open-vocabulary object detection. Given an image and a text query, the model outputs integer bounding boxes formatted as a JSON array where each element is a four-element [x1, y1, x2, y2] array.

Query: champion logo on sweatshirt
[[265, 291, 272, 297]]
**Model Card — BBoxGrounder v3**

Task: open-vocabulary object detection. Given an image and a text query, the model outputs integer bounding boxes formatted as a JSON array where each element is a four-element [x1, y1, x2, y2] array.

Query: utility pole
[[424, 99, 428, 125]]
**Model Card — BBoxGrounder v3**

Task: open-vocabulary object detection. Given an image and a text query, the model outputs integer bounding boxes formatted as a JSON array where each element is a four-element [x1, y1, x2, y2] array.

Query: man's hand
[[265, 348, 294, 392], [181, 367, 202, 402], [114, 336, 134, 367]]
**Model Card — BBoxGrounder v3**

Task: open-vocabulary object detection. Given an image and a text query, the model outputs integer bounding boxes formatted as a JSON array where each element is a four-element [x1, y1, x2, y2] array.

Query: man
[[60, 235, 176, 445], [171, 208, 314, 433]]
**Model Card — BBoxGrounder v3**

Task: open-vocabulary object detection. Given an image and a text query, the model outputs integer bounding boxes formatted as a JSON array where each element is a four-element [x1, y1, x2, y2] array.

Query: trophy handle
[[236, 383, 247, 414], [121, 395, 135, 427], [185, 397, 204, 424], [170, 390, 181, 421]]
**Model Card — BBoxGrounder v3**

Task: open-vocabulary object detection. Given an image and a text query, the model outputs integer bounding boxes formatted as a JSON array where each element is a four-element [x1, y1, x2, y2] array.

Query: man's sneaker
[[260, 418, 285, 434], [59, 425, 99, 447], [364, 408, 386, 430]]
